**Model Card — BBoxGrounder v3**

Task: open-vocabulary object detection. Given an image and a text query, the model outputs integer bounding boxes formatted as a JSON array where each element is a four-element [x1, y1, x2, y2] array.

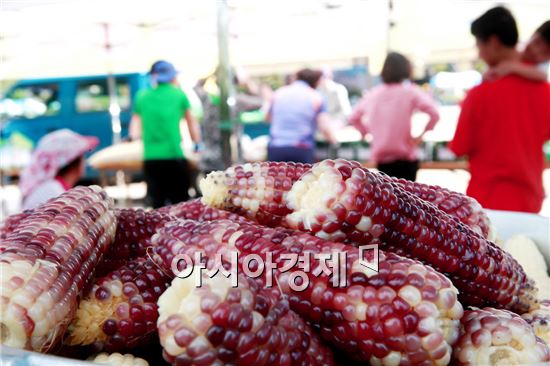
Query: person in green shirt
[[130, 60, 201, 208]]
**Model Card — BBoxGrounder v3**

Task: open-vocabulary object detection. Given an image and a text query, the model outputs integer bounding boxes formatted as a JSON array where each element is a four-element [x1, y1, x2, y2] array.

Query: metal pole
[[0, 118, 7, 220], [102, 23, 122, 145], [387, 0, 394, 53], [102, 22, 126, 203], [216, 0, 235, 167]]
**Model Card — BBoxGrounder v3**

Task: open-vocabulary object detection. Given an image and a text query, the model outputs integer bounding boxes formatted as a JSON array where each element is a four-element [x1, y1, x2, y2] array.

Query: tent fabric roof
[[1, 0, 549, 81]]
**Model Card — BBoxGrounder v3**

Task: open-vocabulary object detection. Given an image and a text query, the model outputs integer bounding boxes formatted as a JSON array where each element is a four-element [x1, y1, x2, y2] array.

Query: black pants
[[144, 159, 190, 208], [377, 159, 419, 182]]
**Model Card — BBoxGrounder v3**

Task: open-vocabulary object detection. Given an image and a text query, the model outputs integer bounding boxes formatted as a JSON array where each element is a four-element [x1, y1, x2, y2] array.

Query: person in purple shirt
[[267, 68, 336, 163]]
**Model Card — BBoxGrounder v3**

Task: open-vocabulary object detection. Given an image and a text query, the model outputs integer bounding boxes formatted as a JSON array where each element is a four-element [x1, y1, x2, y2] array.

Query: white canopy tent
[[1, 0, 549, 83]]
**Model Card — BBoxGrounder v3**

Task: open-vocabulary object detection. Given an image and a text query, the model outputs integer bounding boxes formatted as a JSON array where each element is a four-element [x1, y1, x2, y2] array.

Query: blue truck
[[0, 72, 266, 180], [0, 73, 150, 179]]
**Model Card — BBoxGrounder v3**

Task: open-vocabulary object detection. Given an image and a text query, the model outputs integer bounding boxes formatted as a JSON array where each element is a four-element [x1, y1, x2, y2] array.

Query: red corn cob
[[153, 219, 463, 365], [200, 159, 536, 313], [199, 161, 312, 228], [158, 270, 334, 366], [386, 178, 492, 239], [453, 307, 550, 365], [157, 198, 251, 223], [67, 257, 171, 352], [522, 299, 550, 348], [96, 200, 245, 290], [0, 186, 116, 351], [0, 209, 34, 239], [96, 208, 174, 276], [199, 160, 491, 238]]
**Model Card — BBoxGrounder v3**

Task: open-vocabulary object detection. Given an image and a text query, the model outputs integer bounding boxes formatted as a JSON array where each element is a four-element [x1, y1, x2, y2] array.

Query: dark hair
[[536, 20, 550, 46], [57, 156, 83, 177], [471, 6, 518, 47], [381, 52, 411, 84], [295, 68, 323, 88]]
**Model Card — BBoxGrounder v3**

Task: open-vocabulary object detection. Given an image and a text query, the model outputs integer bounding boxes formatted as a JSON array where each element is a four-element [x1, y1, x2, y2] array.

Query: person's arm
[[265, 102, 273, 123], [448, 89, 479, 157], [348, 96, 369, 136], [129, 114, 142, 140], [130, 91, 144, 141], [336, 84, 352, 116], [313, 96, 337, 144], [485, 60, 548, 82], [235, 93, 264, 112], [184, 109, 201, 144], [180, 91, 201, 144], [412, 87, 440, 143], [317, 112, 338, 144]]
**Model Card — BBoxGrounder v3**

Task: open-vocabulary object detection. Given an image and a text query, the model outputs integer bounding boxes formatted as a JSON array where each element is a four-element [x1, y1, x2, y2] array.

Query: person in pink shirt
[[349, 52, 440, 181]]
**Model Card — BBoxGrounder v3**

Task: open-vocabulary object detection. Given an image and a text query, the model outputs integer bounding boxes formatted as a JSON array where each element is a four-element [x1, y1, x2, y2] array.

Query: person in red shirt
[[450, 6, 550, 213]]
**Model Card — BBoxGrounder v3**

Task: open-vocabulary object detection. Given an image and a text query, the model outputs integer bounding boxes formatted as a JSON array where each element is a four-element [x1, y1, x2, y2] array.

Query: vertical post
[[102, 23, 122, 145], [0, 77, 7, 218], [217, 0, 234, 167], [0, 118, 6, 220], [102, 22, 126, 202], [387, 0, 394, 53]]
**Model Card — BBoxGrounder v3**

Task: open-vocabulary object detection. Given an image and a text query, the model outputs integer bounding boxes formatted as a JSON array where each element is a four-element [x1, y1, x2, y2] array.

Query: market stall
[[1, 159, 550, 365], [2, 0, 550, 364]]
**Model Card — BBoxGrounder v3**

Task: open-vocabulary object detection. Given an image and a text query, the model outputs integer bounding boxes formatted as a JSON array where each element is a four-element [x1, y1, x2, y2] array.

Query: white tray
[[486, 209, 550, 264], [0, 346, 93, 365]]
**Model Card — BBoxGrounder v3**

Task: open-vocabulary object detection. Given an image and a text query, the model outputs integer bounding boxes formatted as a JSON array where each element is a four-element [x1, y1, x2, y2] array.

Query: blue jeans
[[267, 145, 315, 164]]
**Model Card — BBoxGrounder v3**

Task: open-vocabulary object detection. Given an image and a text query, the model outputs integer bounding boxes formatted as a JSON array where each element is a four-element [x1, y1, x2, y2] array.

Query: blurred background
[[1, 0, 549, 216]]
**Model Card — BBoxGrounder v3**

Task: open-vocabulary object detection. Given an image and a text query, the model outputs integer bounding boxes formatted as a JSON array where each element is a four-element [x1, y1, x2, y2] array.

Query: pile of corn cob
[[0, 158, 548, 366]]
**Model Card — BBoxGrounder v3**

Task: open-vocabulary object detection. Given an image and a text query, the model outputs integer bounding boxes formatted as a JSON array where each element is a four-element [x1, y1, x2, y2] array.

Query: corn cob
[[67, 257, 171, 351], [0, 185, 116, 351], [91, 352, 149, 366], [199, 160, 491, 238], [96, 209, 174, 276], [453, 307, 550, 365], [201, 159, 536, 313], [0, 209, 34, 239], [158, 270, 334, 366], [152, 219, 463, 365], [157, 198, 251, 223], [385, 177, 492, 239], [522, 299, 550, 348]]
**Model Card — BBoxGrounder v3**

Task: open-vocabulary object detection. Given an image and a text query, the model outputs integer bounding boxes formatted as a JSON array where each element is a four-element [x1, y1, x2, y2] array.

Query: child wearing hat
[[19, 129, 99, 210]]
